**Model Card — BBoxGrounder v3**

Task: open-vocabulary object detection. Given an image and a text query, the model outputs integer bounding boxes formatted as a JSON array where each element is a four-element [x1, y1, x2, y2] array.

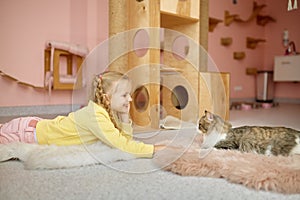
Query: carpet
[[156, 148, 300, 194], [1, 129, 300, 199], [1, 128, 300, 194]]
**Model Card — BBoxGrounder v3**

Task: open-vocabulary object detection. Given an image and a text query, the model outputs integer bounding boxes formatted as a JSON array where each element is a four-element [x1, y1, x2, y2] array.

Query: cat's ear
[[205, 110, 214, 121]]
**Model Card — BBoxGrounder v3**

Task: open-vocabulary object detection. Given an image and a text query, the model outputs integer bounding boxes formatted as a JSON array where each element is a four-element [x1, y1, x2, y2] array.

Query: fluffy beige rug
[[0, 142, 135, 169], [156, 148, 300, 194]]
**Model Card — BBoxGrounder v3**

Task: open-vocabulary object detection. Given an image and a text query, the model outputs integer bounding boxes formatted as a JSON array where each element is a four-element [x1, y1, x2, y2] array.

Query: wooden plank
[[160, 11, 198, 28], [199, 72, 230, 120], [199, 0, 209, 71], [161, 0, 199, 18], [148, 0, 160, 128], [160, 68, 199, 122], [126, 0, 161, 128], [176, 0, 191, 16], [108, 0, 128, 73]]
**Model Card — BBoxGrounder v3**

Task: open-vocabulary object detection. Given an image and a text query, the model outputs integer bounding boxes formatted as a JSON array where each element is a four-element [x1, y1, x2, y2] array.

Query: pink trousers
[[0, 117, 42, 144]]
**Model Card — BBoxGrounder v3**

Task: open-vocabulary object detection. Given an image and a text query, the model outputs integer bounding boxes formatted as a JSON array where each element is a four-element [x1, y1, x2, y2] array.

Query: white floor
[[229, 103, 300, 130]]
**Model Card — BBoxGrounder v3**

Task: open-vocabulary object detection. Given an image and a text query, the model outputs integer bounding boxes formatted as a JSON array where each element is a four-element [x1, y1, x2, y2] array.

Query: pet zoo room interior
[[0, 0, 300, 199]]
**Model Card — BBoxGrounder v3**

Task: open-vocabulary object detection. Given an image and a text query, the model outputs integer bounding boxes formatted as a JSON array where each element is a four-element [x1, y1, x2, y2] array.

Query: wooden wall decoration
[[246, 37, 266, 49], [224, 10, 239, 26], [220, 37, 233, 46], [233, 51, 246, 60], [256, 15, 276, 26], [224, 1, 275, 26], [220, 1, 276, 62], [209, 17, 223, 32]]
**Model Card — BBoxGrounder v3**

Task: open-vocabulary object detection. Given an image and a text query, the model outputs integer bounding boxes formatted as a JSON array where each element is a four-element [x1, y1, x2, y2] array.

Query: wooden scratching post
[[109, 0, 229, 130]]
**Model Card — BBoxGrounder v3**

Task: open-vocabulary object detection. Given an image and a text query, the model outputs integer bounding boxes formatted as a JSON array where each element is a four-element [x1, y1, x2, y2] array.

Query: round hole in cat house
[[132, 85, 149, 112], [133, 29, 149, 57], [171, 85, 189, 110], [172, 35, 189, 60]]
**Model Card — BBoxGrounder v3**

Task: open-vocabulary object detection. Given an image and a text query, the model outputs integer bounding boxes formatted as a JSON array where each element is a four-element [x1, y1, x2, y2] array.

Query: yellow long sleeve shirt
[[36, 101, 154, 158]]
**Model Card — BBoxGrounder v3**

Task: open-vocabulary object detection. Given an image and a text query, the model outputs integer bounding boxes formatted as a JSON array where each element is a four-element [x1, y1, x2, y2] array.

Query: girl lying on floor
[[0, 71, 167, 168]]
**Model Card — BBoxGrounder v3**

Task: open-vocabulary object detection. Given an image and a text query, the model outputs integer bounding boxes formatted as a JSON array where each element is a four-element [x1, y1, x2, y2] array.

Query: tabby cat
[[198, 110, 300, 156]]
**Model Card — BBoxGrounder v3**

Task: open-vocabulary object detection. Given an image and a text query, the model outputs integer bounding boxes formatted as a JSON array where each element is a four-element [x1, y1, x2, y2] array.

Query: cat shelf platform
[[44, 41, 89, 91]]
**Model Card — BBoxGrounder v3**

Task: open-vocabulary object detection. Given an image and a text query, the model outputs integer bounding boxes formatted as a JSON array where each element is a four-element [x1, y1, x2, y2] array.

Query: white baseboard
[[230, 98, 300, 104], [273, 98, 300, 104]]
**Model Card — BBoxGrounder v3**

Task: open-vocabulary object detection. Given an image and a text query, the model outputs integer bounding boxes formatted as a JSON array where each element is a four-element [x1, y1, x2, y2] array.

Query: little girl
[[0, 71, 164, 158]]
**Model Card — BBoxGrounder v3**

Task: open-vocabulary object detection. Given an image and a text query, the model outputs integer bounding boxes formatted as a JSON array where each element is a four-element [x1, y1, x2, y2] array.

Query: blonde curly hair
[[91, 71, 129, 131]]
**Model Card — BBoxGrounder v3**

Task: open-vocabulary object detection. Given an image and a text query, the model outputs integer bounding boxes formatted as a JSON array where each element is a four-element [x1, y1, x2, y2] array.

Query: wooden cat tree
[[109, 0, 229, 130]]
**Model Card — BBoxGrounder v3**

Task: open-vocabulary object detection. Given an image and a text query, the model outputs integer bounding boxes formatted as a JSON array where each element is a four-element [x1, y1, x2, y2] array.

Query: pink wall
[[264, 0, 300, 99], [0, 0, 108, 107], [0, 0, 299, 107], [209, 0, 300, 100]]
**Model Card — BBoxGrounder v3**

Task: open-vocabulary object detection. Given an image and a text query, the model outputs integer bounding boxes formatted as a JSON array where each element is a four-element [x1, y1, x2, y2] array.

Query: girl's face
[[109, 79, 132, 113]]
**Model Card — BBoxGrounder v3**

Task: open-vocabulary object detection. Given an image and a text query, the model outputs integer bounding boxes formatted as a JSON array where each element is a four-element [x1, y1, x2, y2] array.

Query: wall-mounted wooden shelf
[[224, 10, 239, 26], [233, 51, 246, 60], [220, 37, 232, 46], [249, 1, 266, 21], [246, 67, 258, 75], [246, 37, 266, 49], [224, 1, 268, 26], [256, 15, 276, 26], [160, 11, 199, 28], [209, 17, 223, 32]]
